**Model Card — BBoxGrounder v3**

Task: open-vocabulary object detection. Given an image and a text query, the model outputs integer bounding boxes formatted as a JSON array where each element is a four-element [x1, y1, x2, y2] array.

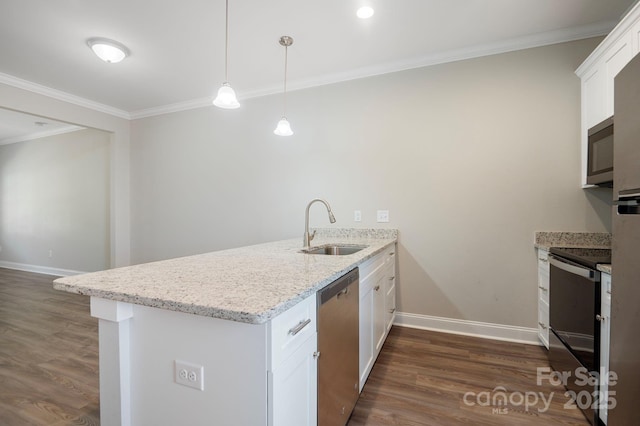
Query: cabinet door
[[604, 34, 633, 117], [599, 273, 612, 425], [583, 66, 607, 129], [359, 278, 374, 392], [385, 271, 396, 333], [373, 272, 386, 355], [269, 336, 317, 426], [537, 250, 550, 349]]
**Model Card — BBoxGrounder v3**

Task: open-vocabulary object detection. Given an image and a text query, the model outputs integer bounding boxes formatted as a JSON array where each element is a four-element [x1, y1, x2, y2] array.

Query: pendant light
[[274, 36, 293, 136], [213, 0, 240, 109]]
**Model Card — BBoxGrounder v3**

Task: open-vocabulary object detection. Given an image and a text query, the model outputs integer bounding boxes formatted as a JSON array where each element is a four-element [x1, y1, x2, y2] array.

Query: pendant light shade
[[274, 117, 293, 136], [213, 0, 240, 109], [274, 36, 294, 136], [213, 82, 240, 109]]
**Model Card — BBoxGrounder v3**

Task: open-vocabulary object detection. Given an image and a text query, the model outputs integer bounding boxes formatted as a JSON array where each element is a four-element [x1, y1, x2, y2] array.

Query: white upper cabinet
[[576, 2, 640, 186]]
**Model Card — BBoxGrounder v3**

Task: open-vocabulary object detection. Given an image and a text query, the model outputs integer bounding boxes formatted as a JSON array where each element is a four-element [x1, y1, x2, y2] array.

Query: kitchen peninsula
[[53, 229, 397, 426]]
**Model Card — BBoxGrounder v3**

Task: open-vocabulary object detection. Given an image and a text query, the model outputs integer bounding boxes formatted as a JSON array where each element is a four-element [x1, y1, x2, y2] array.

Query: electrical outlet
[[175, 360, 204, 391], [376, 210, 389, 223], [354, 210, 362, 222], [48, 249, 53, 258]]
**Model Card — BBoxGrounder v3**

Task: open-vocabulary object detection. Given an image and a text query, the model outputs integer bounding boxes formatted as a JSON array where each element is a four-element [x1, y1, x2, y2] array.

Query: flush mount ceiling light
[[357, 6, 375, 19], [213, 0, 240, 109], [87, 38, 129, 63], [274, 36, 294, 137]]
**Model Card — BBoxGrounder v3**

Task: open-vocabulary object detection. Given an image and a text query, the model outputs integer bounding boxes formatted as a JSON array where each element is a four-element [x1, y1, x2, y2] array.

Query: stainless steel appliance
[[609, 52, 640, 425], [587, 116, 614, 186], [548, 247, 611, 425], [317, 268, 359, 426]]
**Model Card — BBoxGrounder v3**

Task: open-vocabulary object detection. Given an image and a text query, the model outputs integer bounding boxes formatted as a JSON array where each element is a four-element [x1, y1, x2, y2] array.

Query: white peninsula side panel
[[92, 298, 268, 426]]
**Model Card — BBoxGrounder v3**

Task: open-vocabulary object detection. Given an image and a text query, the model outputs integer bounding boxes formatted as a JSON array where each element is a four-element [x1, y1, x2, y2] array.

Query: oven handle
[[549, 256, 597, 281]]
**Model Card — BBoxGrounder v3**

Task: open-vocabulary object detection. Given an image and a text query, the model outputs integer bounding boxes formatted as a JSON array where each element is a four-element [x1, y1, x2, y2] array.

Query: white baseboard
[[394, 312, 541, 346], [0, 260, 85, 277]]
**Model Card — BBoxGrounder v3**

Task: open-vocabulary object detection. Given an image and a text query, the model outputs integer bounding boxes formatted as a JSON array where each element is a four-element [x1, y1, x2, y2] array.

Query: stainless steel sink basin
[[301, 244, 368, 255]]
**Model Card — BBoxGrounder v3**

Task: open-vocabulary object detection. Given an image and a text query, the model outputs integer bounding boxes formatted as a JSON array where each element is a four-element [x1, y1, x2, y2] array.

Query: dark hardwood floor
[[0, 268, 99, 425], [1, 268, 589, 425], [349, 327, 590, 426]]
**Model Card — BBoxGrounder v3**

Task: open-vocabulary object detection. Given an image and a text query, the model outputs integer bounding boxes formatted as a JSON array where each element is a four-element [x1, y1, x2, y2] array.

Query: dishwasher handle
[[318, 268, 359, 306], [549, 256, 596, 281]]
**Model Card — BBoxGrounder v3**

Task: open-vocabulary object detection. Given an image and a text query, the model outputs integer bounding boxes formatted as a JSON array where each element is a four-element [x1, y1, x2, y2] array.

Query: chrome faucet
[[303, 198, 336, 249]]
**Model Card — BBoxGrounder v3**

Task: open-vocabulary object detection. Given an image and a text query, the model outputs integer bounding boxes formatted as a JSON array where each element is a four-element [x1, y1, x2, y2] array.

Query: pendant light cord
[[224, 0, 229, 82], [283, 44, 288, 116]]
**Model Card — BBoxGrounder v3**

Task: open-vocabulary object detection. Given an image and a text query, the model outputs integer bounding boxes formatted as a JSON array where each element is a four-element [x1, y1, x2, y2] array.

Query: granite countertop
[[53, 229, 398, 325], [598, 264, 612, 274], [534, 231, 612, 274], [534, 231, 611, 251]]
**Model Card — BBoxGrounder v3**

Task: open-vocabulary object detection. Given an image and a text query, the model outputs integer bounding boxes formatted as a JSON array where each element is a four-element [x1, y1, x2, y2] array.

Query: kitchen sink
[[301, 244, 368, 255]]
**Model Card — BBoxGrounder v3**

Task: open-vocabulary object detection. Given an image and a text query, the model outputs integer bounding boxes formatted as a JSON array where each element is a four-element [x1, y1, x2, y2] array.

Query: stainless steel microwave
[[587, 116, 613, 186]]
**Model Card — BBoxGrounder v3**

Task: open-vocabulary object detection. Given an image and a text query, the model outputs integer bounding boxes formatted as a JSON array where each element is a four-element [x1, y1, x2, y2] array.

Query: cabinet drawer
[[270, 294, 317, 368], [538, 300, 549, 349], [359, 244, 396, 282]]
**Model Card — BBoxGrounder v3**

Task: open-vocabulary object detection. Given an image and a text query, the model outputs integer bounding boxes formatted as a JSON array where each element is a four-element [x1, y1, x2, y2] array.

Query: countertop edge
[[54, 236, 397, 324]]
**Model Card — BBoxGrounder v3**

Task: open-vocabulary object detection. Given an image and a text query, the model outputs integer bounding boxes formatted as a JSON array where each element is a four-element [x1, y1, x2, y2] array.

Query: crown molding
[[0, 72, 131, 120], [1, 20, 617, 121]]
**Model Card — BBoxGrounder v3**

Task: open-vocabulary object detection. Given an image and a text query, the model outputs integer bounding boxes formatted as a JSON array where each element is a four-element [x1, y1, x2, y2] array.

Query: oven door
[[549, 255, 601, 425], [549, 255, 600, 372]]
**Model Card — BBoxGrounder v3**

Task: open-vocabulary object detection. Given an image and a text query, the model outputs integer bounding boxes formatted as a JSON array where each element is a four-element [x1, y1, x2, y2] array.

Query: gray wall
[[130, 38, 612, 328], [0, 128, 111, 272]]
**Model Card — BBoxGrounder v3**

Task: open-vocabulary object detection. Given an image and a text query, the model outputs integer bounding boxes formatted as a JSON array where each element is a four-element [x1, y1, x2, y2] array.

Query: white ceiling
[[0, 0, 637, 119]]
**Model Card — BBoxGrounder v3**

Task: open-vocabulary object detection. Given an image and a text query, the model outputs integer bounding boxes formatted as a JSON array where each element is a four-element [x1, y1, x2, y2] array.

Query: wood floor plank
[[349, 326, 591, 426], [0, 268, 99, 426]]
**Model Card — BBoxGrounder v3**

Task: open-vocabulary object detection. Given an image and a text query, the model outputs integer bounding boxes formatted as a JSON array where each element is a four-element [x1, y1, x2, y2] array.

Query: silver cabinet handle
[[596, 314, 605, 322], [607, 290, 612, 294], [288, 319, 311, 336], [538, 322, 548, 330], [374, 285, 380, 291], [538, 286, 548, 293], [313, 351, 320, 359]]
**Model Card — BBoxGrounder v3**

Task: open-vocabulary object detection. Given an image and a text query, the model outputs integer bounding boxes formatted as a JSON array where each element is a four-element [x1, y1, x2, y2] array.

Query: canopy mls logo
[[462, 366, 618, 415]]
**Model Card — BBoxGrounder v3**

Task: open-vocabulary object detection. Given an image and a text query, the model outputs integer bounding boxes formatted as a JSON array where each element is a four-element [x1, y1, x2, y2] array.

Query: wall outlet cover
[[175, 360, 204, 391], [376, 210, 390, 223]]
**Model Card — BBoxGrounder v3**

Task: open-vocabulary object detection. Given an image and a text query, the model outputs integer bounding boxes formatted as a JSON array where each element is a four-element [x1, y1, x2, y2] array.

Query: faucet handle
[[310, 230, 316, 242]]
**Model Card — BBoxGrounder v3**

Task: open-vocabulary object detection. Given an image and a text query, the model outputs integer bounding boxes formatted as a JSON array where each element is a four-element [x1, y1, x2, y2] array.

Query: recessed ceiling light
[[87, 38, 129, 63], [357, 6, 374, 19]]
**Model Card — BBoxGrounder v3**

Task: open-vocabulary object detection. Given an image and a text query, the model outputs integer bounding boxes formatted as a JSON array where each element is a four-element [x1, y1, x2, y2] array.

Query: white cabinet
[[269, 294, 318, 426], [537, 249, 550, 349], [358, 244, 396, 391], [598, 272, 612, 425], [576, 2, 640, 186]]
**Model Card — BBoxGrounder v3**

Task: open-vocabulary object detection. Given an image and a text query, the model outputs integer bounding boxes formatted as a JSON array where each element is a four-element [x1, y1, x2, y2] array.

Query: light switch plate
[[354, 210, 362, 222], [376, 210, 389, 223]]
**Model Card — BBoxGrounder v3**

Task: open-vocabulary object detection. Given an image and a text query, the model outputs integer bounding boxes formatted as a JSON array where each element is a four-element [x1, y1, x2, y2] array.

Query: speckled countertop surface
[[53, 229, 398, 324], [534, 231, 611, 251], [534, 231, 612, 274]]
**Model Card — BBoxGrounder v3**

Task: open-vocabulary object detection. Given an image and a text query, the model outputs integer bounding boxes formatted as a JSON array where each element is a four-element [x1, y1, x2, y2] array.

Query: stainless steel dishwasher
[[317, 267, 359, 426]]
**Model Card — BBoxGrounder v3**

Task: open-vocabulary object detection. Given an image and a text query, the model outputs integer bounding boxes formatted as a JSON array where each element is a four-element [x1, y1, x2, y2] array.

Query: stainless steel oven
[[548, 247, 610, 426]]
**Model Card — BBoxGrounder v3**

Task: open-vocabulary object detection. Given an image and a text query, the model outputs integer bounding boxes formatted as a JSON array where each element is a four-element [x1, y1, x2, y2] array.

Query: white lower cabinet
[[599, 272, 612, 425], [536, 249, 550, 349], [359, 244, 397, 391], [268, 294, 318, 426], [269, 336, 318, 426]]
